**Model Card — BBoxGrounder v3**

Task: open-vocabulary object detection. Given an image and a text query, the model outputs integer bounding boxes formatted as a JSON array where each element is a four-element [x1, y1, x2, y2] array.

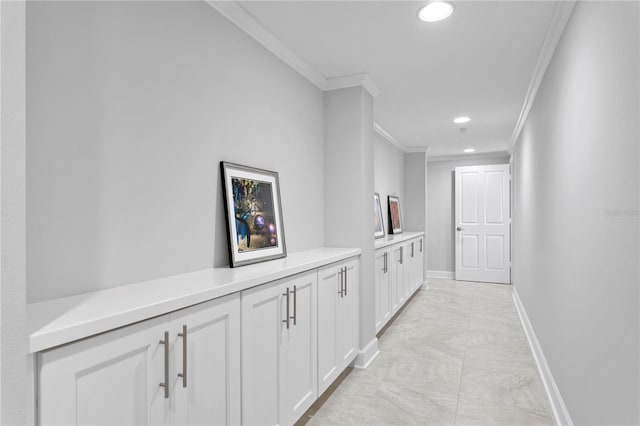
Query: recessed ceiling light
[[464, 148, 475, 153], [453, 116, 471, 124], [418, 2, 455, 22]]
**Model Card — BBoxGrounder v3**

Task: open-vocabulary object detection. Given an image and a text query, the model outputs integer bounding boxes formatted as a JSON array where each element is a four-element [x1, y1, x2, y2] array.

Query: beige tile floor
[[306, 279, 554, 426]]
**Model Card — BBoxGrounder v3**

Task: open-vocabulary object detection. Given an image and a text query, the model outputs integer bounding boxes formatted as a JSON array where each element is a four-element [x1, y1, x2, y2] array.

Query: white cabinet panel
[[39, 316, 170, 426], [171, 294, 241, 426], [391, 244, 405, 315], [317, 258, 359, 396], [374, 248, 391, 333], [283, 272, 318, 424], [241, 280, 283, 426], [241, 270, 318, 426]]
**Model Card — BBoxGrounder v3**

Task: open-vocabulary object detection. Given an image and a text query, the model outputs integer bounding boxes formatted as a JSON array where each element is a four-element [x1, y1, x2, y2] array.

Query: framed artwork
[[374, 192, 385, 238], [388, 195, 403, 234], [220, 161, 286, 268]]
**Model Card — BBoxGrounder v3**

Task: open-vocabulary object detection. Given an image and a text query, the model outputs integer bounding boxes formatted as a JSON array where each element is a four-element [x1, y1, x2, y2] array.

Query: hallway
[[304, 279, 553, 425]]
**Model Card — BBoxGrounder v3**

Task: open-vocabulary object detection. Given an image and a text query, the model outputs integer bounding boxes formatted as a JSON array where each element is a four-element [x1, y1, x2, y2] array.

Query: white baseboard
[[427, 270, 453, 280], [512, 287, 573, 426], [353, 337, 379, 369]]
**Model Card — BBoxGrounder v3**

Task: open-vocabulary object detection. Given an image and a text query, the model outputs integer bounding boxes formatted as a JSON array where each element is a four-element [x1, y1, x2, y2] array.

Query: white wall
[[27, 1, 324, 302], [1, 2, 27, 423], [373, 132, 404, 234], [512, 2, 639, 424], [426, 156, 509, 275], [324, 86, 376, 364]]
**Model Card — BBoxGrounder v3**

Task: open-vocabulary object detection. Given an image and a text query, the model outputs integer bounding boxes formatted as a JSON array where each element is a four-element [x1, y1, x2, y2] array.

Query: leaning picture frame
[[374, 192, 385, 238], [388, 195, 403, 234], [220, 161, 286, 267]]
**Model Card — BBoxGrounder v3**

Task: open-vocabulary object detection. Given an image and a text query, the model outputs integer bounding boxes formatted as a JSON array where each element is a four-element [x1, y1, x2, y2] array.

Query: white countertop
[[28, 247, 360, 353], [374, 231, 424, 249]]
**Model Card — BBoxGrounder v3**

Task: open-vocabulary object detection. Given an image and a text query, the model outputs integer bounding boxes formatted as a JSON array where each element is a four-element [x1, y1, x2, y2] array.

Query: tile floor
[[304, 279, 554, 426]]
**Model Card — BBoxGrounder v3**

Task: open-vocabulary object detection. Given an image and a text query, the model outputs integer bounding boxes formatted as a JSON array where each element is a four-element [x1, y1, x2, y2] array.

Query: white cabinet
[[317, 258, 359, 395], [407, 236, 424, 293], [241, 271, 317, 426], [38, 294, 241, 426], [375, 234, 424, 333], [374, 248, 391, 333]]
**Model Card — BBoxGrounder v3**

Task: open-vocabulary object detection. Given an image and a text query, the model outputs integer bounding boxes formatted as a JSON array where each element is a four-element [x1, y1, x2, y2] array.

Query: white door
[[455, 164, 511, 284], [171, 294, 241, 426]]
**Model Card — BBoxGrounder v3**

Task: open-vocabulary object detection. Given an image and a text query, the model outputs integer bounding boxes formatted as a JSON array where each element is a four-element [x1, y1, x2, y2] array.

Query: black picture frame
[[388, 195, 403, 234], [220, 161, 286, 267]]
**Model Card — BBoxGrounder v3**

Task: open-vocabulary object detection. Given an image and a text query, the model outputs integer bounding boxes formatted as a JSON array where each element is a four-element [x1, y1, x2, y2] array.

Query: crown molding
[[206, 1, 381, 99], [205, 1, 327, 89], [373, 122, 429, 153], [326, 73, 380, 98], [510, 1, 576, 151], [427, 151, 510, 163]]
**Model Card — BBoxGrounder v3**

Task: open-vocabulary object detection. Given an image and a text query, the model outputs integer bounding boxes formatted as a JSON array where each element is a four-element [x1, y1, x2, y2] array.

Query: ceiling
[[236, 0, 558, 158]]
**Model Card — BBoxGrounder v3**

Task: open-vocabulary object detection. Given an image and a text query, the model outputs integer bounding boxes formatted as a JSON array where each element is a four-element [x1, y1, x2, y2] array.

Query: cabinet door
[[374, 250, 385, 332], [317, 258, 359, 396], [410, 237, 424, 293], [375, 249, 392, 333], [416, 236, 424, 290], [337, 260, 358, 369], [241, 279, 286, 426], [317, 263, 340, 395], [39, 316, 170, 426], [171, 294, 241, 426], [282, 271, 317, 425], [391, 245, 405, 314]]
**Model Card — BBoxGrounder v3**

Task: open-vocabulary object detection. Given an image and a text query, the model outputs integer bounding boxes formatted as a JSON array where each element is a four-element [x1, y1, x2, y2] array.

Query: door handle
[[337, 269, 344, 297], [159, 331, 169, 399], [456, 227, 464, 231], [343, 267, 347, 296], [177, 325, 187, 388], [283, 287, 290, 329], [290, 285, 297, 326], [411, 242, 414, 258]]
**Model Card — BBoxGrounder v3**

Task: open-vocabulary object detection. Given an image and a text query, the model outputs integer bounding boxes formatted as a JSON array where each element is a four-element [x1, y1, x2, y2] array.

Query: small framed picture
[[388, 195, 403, 234], [220, 161, 286, 267], [374, 192, 385, 238]]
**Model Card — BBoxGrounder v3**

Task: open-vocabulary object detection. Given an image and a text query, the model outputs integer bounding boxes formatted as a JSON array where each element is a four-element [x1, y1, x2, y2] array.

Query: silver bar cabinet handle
[[400, 247, 403, 264], [178, 324, 187, 388], [343, 267, 348, 296], [159, 331, 169, 399], [291, 285, 297, 326], [384, 252, 388, 273], [283, 287, 290, 329], [411, 242, 415, 258], [420, 239, 423, 252]]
